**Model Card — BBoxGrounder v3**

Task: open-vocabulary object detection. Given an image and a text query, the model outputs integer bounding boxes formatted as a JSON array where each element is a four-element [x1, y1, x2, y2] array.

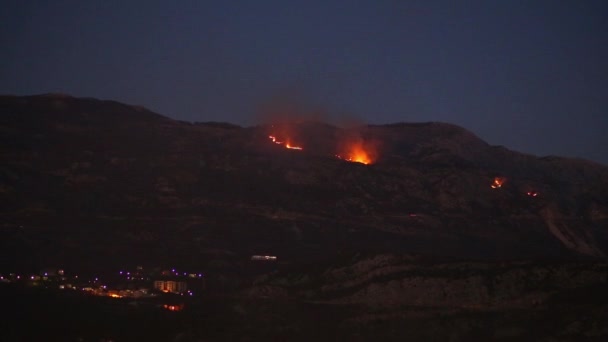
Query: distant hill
[[1, 94, 607, 272]]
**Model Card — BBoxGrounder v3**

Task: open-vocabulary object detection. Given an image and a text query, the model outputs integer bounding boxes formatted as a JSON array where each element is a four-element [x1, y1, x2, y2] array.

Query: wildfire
[[269, 135, 283, 144], [268, 135, 302, 150], [336, 142, 373, 165], [491, 177, 506, 189]]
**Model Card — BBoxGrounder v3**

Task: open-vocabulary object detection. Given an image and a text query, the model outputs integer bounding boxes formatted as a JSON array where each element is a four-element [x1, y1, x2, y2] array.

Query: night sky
[[1, 1, 607, 164]]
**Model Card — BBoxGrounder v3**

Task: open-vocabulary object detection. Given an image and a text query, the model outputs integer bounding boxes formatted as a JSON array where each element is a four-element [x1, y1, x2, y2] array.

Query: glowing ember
[[491, 177, 506, 189], [268, 135, 283, 145], [268, 135, 302, 150]]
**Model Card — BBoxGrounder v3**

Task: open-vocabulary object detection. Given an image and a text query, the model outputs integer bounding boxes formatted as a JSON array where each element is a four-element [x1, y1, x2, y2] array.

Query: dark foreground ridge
[[2, 257, 607, 341], [1, 94, 607, 340]]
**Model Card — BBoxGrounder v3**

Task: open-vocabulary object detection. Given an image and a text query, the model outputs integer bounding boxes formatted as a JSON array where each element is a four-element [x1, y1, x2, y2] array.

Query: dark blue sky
[[1, 1, 607, 164]]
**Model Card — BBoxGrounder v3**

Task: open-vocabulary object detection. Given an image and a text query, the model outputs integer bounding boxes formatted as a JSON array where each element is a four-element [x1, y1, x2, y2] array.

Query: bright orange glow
[[491, 177, 506, 189], [285, 142, 303, 150], [109, 293, 121, 298], [336, 142, 373, 165], [269, 135, 302, 150]]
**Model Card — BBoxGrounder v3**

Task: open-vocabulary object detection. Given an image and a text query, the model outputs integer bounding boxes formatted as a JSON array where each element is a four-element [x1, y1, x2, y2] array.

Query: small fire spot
[[491, 177, 506, 189]]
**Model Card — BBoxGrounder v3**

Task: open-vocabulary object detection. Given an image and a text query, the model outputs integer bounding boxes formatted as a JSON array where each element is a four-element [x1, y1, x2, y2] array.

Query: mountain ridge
[[1, 95, 607, 273]]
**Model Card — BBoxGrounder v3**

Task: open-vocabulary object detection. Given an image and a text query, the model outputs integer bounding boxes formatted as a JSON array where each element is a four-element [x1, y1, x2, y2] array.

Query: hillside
[[1, 94, 608, 273]]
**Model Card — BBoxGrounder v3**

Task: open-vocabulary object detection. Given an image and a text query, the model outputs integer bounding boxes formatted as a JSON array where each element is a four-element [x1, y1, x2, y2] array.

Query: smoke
[[254, 87, 367, 127], [255, 87, 381, 161], [254, 88, 332, 149], [255, 88, 323, 124], [335, 127, 382, 163]]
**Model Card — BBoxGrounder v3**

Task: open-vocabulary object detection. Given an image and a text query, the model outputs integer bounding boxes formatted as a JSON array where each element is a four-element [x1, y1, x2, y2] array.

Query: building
[[153, 280, 187, 293]]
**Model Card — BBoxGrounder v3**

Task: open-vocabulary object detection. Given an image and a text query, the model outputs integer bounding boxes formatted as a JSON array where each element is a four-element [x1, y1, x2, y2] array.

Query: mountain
[[1, 94, 607, 273], [2, 94, 608, 341]]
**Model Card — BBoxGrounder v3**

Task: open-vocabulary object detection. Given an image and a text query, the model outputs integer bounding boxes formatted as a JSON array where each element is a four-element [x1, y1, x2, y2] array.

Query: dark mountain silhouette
[[2, 94, 608, 341], [1, 94, 607, 273]]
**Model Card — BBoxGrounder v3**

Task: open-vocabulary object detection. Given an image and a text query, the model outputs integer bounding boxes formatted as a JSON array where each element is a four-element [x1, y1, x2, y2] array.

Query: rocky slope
[[240, 254, 608, 341], [1, 94, 607, 272], [251, 254, 608, 307], [2, 94, 608, 341]]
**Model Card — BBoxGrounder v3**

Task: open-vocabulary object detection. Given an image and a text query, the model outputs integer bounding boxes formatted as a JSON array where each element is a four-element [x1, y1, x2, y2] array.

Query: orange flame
[[268, 135, 302, 150], [491, 177, 506, 189], [336, 141, 373, 165]]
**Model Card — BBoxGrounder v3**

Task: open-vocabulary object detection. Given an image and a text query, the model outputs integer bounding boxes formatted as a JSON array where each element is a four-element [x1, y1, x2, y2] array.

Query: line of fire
[[268, 131, 542, 196], [267, 134, 373, 165], [268, 135, 303, 150], [268, 133, 541, 196]]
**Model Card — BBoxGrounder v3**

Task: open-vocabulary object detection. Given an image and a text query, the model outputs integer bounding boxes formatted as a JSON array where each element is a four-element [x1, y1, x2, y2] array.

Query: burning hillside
[[268, 135, 303, 150], [268, 128, 377, 165], [336, 141, 372, 164], [2, 94, 608, 268], [336, 138, 377, 165]]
